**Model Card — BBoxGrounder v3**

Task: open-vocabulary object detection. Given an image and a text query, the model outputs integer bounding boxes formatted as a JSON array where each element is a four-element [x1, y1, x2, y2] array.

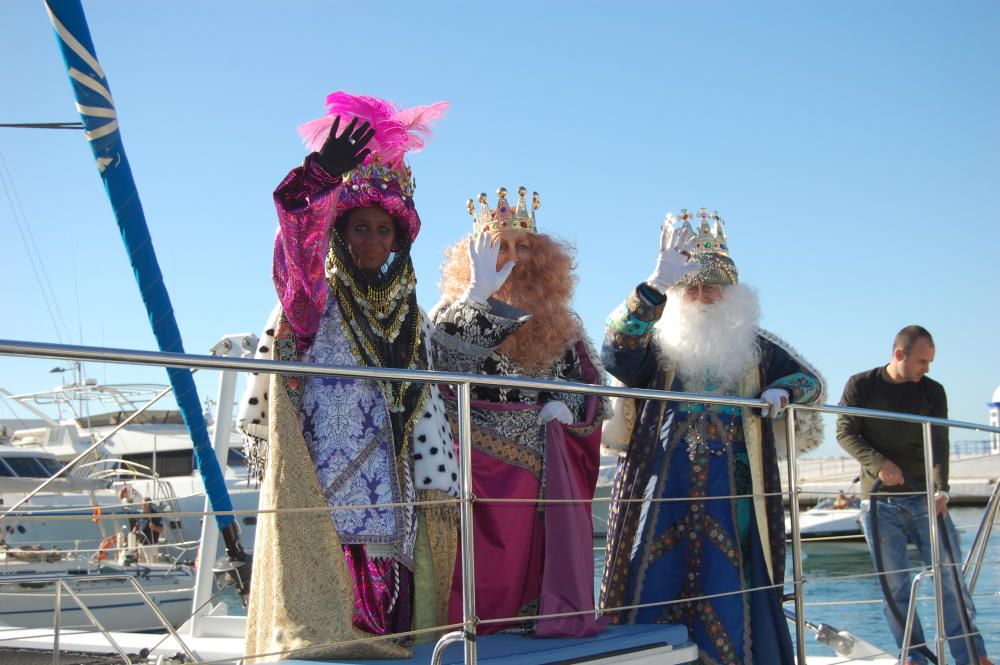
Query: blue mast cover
[[45, 0, 235, 529]]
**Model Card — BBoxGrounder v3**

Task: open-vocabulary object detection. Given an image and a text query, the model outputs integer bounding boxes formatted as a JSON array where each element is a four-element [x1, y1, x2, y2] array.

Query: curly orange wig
[[438, 233, 580, 371]]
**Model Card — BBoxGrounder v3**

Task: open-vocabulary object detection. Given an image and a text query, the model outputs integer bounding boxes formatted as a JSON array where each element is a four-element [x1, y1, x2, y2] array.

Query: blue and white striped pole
[[43, 0, 250, 599]]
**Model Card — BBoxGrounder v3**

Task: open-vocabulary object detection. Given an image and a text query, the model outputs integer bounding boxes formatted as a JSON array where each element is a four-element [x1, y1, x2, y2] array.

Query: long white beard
[[654, 283, 761, 392]]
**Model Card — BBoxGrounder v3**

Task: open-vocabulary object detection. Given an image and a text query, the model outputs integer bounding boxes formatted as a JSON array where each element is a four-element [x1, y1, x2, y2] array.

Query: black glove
[[314, 116, 376, 177]]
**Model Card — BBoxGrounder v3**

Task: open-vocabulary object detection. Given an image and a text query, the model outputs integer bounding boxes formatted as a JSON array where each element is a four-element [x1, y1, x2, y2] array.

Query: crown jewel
[[343, 154, 415, 198], [468, 186, 539, 237], [675, 208, 729, 257], [672, 208, 738, 286]]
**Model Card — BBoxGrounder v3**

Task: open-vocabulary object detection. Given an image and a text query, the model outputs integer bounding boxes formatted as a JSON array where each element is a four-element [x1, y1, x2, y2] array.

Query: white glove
[[760, 388, 790, 419], [538, 400, 574, 425], [645, 214, 697, 294], [464, 233, 516, 306]]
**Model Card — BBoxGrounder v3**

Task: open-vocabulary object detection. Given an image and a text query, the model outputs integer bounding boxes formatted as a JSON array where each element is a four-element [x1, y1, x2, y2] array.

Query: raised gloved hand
[[646, 214, 697, 294], [314, 116, 376, 177], [760, 388, 790, 419], [463, 233, 515, 306], [538, 400, 575, 425]]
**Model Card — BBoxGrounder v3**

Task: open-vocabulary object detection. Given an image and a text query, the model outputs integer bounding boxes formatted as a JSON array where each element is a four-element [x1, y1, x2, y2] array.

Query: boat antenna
[[0, 122, 85, 130]]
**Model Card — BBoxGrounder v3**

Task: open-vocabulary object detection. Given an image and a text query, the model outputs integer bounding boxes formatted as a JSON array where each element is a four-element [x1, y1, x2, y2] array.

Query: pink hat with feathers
[[298, 92, 448, 243]]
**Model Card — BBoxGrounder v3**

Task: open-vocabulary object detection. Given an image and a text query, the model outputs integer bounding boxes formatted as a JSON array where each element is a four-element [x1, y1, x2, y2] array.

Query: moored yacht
[[1, 376, 260, 555]]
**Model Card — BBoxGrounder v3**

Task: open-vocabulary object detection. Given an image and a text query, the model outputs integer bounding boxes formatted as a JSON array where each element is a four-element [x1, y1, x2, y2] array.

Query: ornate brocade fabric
[[599, 283, 824, 665], [301, 296, 413, 558], [431, 296, 588, 420]]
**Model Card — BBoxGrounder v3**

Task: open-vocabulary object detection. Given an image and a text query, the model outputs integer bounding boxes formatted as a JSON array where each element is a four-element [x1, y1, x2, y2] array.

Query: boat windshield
[[0, 455, 57, 478], [36, 456, 63, 476]]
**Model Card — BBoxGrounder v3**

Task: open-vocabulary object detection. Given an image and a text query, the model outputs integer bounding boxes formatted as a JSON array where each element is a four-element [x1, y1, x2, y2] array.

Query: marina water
[[788, 505, 998, 659], [590, 505, 999, 660]]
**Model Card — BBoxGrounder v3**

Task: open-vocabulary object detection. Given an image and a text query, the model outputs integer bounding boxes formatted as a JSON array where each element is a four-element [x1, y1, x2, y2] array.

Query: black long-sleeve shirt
[[836, 366, 949, 499]]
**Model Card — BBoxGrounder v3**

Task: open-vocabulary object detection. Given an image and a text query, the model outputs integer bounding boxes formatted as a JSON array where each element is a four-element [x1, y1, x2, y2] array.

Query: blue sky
[[1, 1, 998, 456]]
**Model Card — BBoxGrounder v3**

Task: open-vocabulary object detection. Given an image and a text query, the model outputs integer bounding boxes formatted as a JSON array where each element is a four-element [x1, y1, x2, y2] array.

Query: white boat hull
[[1, 477, 261, 557], [0, 560, 195, 632]]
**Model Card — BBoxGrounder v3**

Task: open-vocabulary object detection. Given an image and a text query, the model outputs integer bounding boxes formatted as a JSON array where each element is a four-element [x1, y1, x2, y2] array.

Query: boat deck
[[0, 624, 698, 665], [261, 625, 695, 665], [0, 648, 114, 665]]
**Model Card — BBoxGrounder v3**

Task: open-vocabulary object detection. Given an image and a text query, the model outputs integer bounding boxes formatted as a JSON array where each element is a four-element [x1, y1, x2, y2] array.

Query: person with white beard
[[599, 209, 825, 665]]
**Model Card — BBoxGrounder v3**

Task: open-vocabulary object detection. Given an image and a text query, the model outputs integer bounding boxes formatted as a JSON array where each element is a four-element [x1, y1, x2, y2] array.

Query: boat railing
[[0, 338, 998, 665], [73, 457, 192, 547], [0, 571, 198, 665], [785, 401, 1000, 665], [76, 458, 159, 483]]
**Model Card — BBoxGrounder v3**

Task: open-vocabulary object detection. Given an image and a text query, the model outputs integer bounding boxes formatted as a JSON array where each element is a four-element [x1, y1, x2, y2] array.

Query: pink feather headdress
[[296, 92, 448, 243], [298, 92, 448, 169]]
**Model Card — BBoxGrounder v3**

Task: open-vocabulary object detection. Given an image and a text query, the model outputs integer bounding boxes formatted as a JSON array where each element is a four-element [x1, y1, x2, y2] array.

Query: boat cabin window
[[120, 450, 195, 477], [0, 459, 15, 477], [36, 457, 63, 476], [1, 456, 53, 478]]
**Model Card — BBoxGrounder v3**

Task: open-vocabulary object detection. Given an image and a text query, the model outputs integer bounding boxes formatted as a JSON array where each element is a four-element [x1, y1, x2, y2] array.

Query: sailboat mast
[[42, 0, 250, 599]]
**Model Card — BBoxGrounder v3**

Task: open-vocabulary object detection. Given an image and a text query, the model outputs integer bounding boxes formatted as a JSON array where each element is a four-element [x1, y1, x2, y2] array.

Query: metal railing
[[0, 571, 197, 664], [785, 401, 999, 664], [1, 338, 998, 665]]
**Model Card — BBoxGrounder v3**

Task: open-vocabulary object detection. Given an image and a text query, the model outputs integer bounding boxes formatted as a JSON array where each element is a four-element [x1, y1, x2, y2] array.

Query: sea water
[[790, 505, 998, 660], [592, 505, 999, 660]]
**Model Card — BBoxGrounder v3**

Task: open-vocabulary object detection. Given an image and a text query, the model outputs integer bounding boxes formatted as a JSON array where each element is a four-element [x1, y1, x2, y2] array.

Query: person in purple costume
[[239, 92, 459, 660]]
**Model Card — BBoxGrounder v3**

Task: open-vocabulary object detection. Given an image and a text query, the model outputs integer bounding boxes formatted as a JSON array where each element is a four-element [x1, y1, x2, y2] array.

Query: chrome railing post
[[964, 478, 1000, 593], [900, 570, 932, 665], [8, 572, 197, 663], [60, 582, 131, 664], [921, 421, 946, 664], [189, 334, 249, 630], [123, 577, 199, 662], [456, 381, 477, 665], [52, 581, 62, 665], [783, 407, 808, 665], [431, 630, 465, 665]]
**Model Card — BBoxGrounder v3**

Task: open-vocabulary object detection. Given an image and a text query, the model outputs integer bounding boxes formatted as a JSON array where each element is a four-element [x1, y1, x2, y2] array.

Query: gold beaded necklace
[[326, 237, 426, 414]]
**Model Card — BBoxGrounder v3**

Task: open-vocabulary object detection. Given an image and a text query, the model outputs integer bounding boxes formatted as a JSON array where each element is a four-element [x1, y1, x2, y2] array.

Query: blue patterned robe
[[600, 286, 822, 665]]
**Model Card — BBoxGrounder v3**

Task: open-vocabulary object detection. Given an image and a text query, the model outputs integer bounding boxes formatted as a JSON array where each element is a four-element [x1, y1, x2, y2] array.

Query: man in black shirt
[[838, 326, 990, 665], [137, 498, 164, 546]]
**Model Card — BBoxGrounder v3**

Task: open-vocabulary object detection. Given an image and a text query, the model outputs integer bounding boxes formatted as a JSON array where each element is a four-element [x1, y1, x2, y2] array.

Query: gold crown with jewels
[[675, 208, 730, 257], [468, 186, 539, 237], [343, 154, 415, 198], [673, 208, 738, 285]]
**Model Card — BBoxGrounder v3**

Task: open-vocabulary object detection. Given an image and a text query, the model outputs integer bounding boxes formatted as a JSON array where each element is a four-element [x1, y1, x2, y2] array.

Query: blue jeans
[[860, 495, 988, 665]]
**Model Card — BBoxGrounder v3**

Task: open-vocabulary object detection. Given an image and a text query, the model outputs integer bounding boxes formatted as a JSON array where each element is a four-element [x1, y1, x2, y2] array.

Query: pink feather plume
[[297, 92, 448, 167]]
